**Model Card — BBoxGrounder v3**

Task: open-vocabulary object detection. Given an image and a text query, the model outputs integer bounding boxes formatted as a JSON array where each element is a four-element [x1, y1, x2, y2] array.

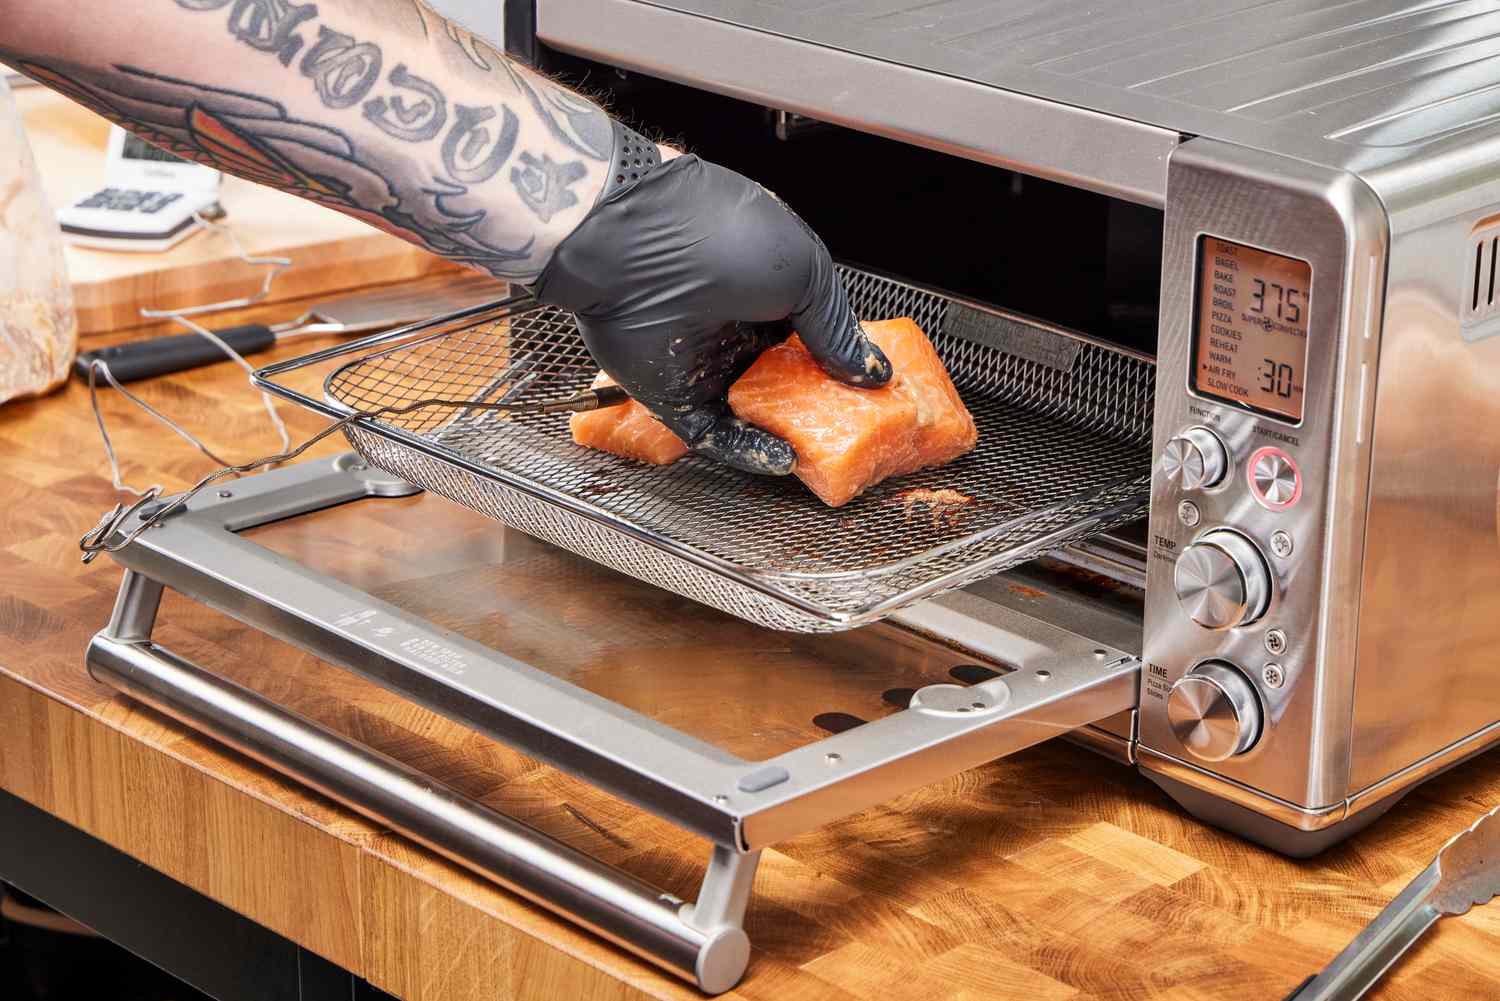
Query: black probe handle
[[73, 324, 278, 383], [591, 383, 633, 408]]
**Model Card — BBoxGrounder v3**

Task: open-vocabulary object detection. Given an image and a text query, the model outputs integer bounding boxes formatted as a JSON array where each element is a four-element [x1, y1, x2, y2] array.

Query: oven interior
[[562, 59, 1163, 645], [563, 59, 1165, 356]]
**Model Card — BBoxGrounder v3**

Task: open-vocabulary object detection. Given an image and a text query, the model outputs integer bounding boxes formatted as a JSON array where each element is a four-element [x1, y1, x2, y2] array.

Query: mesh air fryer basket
[[271, 267, 1154, 632]]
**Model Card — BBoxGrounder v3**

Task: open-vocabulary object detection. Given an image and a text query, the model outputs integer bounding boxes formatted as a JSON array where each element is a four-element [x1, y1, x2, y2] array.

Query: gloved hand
[[530, 125, 892, 475]]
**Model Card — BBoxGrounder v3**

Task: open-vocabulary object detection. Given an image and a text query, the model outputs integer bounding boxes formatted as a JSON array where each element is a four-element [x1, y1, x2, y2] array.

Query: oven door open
[[88, 433, 1140, 993]]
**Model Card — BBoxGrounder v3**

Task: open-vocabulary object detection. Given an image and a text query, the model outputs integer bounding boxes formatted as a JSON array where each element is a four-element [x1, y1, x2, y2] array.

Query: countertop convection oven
[[82, 2, 1500, 992], [524, 0, 1500, 859]]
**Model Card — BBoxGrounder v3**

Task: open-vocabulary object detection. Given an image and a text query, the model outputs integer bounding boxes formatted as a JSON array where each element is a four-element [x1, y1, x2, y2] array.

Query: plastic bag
[[0, 75, 77, 404]]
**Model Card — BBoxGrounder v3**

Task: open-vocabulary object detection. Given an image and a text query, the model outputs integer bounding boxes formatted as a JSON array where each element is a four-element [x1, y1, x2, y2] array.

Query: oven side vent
[[1462, 221, 1500, 339]]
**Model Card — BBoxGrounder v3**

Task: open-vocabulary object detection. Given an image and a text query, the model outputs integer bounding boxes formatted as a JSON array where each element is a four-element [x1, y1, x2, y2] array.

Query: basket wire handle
[[86, 210, 294, 502], [78, 390, 580, 562]]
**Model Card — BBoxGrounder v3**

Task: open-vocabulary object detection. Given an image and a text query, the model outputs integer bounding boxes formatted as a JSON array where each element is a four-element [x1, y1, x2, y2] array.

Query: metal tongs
[[79, 383, 630, 563], [1285, 803, 1500, 1000]]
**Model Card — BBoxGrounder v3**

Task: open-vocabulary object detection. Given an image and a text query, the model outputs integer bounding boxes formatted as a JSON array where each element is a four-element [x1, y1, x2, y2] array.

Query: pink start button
[[1248, 446, 1302, 510]]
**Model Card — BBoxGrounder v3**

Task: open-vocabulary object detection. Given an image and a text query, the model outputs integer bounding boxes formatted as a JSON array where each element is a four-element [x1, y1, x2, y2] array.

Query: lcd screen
[[121, 133, 190, 165], [1192, 236, 1311, 422]]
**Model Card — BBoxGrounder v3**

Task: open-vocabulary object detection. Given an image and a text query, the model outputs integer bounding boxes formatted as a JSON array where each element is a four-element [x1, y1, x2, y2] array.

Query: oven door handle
[[83, 453, 762, 995], [87, 578, 759, 995]]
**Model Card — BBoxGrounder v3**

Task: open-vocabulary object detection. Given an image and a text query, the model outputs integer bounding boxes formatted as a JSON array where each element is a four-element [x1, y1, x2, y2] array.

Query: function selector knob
[[1161, 427, 1228, 490], [1167, 661, 1263, 762], [1173, 529, 1272, 630]]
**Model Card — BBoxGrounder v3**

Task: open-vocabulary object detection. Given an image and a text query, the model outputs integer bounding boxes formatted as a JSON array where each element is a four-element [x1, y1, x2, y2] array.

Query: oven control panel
[[1138, 138, 1381, 812], [1142, 403, 1323, 774]]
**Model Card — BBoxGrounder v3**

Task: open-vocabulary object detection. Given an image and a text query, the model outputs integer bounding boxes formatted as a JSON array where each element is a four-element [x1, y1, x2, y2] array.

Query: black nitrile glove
[[530, 126, 892, 475]]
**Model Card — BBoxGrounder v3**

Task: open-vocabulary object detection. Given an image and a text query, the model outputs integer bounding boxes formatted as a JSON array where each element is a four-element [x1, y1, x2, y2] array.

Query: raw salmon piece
[[876, 317, 979, 472], [727, 335, 917, 506], [728, 318, 977, 507], [570, 372, 690, 465]]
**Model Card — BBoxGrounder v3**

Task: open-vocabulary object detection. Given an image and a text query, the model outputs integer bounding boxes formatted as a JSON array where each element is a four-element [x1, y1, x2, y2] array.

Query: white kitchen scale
[[57, 127, 221, 252]]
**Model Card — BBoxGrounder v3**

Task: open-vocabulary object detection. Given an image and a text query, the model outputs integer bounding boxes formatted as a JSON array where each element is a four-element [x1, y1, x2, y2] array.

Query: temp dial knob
[[1173, 529, 1272, 630], [1167, 661, 1263, 761], [1161, 427, 1228, 490]]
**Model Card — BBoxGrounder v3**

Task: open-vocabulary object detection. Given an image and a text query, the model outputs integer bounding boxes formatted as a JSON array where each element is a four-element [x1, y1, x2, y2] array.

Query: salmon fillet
[[728, 318, 977, 507], [570, 372, 690, 465]]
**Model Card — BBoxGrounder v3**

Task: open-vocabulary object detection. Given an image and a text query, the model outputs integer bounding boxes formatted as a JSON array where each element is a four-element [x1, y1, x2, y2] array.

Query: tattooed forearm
[[174, 0, 609, 168], [12, 57, 545, 269], [166, 0, 612, 233], [2, 0, 623, 278]]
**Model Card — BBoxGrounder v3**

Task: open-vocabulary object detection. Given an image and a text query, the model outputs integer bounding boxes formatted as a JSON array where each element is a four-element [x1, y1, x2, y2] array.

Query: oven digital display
[[1192, 236, 1311, 422]]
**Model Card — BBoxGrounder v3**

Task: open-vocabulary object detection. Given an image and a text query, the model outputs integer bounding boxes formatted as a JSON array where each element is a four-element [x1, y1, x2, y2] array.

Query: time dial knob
[[1167, 661, 1263, 761], [1173, 529, 1272, 630], [1161, 427, 1228, 490]]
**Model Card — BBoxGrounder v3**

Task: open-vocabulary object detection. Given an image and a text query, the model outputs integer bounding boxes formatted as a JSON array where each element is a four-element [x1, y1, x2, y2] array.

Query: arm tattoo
[[442, 104, 518, 184], [503, 63, 610, 162], [511, 152, 586, 222], [227, 0, 319, 66], [11, 57, 544, 276], [362, 64, 446, 141], [11, 0, 618, 277], [169, 0, 610, 174], [300, 25, 382, 107], [407, 0, 430, 37], [439, 18, 497, 72], [403, 0, 502, 73]]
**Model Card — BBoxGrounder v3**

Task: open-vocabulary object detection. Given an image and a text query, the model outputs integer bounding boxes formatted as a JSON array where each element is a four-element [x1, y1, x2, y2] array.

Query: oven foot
[[1143, 770, 1403, 858], [681, 845, 761, 993]]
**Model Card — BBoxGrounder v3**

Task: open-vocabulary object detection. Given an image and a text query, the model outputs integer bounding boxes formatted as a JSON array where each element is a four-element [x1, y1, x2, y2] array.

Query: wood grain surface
[[14, 85, 457, 336], [1, 310, 1499, 1001]]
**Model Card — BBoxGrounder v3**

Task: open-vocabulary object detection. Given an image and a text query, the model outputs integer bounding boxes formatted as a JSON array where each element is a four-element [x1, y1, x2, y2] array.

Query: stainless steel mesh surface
[[316, 268, 1155, 632]]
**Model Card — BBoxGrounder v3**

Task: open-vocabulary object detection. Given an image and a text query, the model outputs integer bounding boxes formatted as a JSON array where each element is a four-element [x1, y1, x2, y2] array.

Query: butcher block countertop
[[3, 310, 1500, 1001]]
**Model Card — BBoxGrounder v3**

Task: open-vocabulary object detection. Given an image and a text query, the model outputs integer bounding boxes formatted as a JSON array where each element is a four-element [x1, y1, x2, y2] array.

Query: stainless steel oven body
[[533, 0, 1500, 853]]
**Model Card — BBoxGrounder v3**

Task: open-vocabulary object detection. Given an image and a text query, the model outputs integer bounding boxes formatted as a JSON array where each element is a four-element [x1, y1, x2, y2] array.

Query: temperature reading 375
[[1249, 277, 1303, 324], [1193, 236, 1312, 423]]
